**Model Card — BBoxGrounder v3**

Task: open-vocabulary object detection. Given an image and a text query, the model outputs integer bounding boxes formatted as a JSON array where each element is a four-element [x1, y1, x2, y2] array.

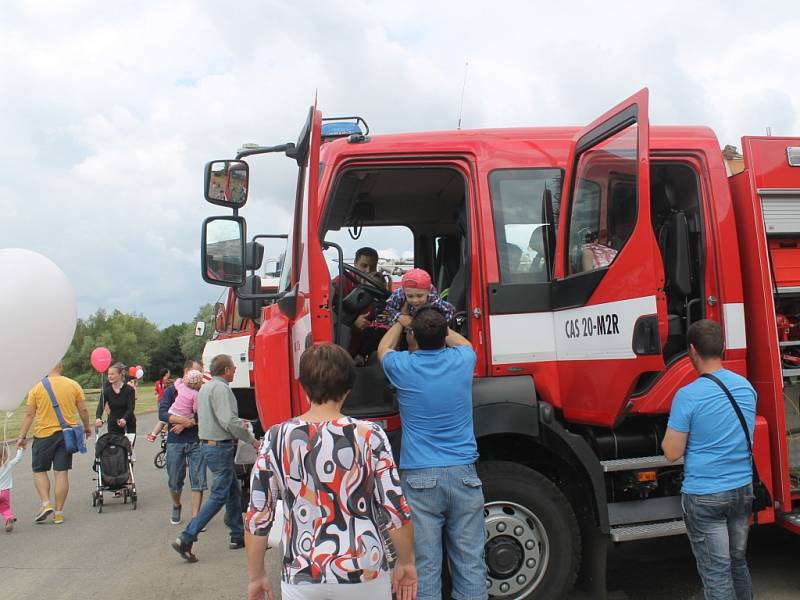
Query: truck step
[[600, 455, 683, 472], [610, 519, 686, 542]]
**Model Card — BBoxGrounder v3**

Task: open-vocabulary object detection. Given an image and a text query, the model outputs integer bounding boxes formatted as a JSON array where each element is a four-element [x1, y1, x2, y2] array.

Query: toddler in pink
[[147, 370, 204, 442], [169, 370, 203, 418], [0, 445, 24, 532]]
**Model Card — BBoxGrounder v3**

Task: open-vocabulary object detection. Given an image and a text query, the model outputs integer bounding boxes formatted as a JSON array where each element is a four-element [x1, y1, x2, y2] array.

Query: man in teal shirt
[[663, 320, 756, 600]]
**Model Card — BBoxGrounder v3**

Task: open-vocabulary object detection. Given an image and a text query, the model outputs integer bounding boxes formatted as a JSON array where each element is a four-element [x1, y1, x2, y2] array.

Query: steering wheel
[[341, 264, 390, 299]]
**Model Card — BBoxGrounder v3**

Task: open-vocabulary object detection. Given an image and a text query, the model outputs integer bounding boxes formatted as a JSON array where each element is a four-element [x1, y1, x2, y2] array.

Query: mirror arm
[[235, 142, 296, 160], [252, 234, 289, 241], [322, 241, 345, 344], [233, 289, 284, 302]]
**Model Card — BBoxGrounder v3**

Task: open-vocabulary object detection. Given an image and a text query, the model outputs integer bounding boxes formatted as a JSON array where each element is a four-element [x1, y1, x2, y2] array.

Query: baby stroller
[[92, 431, 137, 512]]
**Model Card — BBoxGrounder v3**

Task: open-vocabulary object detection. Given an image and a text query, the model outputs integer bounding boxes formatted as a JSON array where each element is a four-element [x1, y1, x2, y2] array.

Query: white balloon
[[0, 249, 77, 412], [135, 368, 144, 379]]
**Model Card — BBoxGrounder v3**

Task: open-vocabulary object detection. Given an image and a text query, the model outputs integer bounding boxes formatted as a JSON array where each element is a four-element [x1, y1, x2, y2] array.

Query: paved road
[[2, 413, 799, 599]]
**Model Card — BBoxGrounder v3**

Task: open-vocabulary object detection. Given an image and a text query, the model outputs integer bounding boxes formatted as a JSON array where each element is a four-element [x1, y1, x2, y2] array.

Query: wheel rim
[[484, 501, 549, 598]]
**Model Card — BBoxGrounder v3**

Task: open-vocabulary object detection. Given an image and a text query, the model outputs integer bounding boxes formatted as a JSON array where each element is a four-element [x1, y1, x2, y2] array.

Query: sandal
[[171, 538, 198, 563]]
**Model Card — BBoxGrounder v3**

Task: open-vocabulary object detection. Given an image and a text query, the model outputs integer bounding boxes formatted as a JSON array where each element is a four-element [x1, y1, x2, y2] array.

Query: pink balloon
[[90, 347, 112, 372]]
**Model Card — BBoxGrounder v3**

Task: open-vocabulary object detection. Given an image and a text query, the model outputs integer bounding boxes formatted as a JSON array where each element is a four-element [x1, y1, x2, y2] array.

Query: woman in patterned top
[[245, 343, 417, 600]]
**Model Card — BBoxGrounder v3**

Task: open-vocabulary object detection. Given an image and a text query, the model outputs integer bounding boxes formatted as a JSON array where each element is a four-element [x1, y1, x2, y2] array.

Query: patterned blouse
[[245, 417, 411, 585]]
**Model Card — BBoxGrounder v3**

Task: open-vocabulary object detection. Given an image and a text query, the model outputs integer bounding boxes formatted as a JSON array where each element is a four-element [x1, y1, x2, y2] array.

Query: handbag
[[701, 373, 772, 516], [41, 377, 87, 454]]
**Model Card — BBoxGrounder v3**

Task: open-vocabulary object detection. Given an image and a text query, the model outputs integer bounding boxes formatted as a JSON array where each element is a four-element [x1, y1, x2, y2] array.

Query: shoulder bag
[[41, 378, 87, 454], [701, 373, 772, 515]]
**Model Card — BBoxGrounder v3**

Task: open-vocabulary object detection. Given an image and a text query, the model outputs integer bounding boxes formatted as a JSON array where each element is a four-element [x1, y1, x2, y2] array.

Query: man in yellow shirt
[[17, 362, 91, 524]]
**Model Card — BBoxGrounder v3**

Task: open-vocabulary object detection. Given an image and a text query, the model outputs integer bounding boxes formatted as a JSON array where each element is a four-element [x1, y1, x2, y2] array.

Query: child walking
[[147, 370, 203, 442], [0, 444, 24, 532]]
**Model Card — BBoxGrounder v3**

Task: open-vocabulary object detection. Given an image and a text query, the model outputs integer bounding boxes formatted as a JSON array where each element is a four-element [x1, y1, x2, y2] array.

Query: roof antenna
[[457, 60, 469, 130], [766, 126, 772, 136]]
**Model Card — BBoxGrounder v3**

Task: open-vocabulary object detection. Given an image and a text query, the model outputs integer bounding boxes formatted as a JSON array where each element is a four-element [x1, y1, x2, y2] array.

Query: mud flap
[[576, 519, 609, 600]]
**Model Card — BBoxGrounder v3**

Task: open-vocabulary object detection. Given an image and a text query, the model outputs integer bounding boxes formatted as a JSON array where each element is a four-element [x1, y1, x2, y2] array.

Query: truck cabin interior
[[649, 162, 705, 366], [323, 165, 469, 417]]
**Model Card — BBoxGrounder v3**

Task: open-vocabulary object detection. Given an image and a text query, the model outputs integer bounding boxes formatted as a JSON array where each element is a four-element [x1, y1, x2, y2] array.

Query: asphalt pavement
[[2, 413, 799, 599]]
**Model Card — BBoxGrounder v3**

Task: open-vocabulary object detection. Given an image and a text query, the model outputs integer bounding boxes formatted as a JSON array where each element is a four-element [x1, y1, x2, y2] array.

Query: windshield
[[323, 226, 413, 285]]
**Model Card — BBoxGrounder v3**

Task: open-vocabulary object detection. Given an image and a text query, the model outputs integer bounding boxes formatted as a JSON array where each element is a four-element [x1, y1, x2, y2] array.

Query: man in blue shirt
[[379, 306, 487, 600], [662, 319, 756, 600]]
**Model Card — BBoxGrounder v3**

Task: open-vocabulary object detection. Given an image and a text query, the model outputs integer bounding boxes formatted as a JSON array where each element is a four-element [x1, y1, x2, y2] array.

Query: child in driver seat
[[356, 268, 455, 363]]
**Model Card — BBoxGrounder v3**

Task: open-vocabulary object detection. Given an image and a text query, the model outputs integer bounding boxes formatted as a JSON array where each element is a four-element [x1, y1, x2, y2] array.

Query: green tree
[[148, 323, 188, 379], [179, 304, 215, 364], [62, 309, 160, 387]]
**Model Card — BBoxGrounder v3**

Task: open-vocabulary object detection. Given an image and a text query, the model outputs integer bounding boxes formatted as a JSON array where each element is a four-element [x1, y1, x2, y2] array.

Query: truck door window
[[567, 124, 638, 275], [489, 169, 562, 283]]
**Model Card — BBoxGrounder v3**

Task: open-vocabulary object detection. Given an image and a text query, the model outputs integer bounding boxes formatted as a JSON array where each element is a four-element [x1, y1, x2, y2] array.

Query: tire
[[478, 461, 581, 600], [97, 498, 103, 514], [131, 494, 137, 511], [154, 450, 166, 469]]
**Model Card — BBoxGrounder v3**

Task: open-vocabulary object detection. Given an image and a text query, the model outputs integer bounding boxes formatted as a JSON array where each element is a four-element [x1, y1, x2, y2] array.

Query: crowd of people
[[0, 247, 761, 600]]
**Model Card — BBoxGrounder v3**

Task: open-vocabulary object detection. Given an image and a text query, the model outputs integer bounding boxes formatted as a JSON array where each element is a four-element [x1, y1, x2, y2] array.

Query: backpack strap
[[700, 372, 762, 483], [41, 377, 69, 431]]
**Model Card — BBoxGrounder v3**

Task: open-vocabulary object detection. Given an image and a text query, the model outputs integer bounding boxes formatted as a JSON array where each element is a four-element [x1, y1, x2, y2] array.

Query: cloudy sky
[[2, 1, 798, 326]]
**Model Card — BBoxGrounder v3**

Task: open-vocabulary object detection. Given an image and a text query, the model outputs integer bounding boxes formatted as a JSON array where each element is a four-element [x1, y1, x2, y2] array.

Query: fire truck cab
[[200, 89, 800, 599]]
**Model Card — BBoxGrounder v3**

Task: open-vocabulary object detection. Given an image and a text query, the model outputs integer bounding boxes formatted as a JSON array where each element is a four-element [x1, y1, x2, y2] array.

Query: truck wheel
[[478, 461, 581, 599]]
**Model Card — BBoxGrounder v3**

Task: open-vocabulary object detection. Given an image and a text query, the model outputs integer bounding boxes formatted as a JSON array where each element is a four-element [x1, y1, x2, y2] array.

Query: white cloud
[[0, 1, 798, 326]]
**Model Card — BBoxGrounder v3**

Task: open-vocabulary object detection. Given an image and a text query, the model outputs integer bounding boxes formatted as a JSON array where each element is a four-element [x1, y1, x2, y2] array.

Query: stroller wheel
[[91, 493, 96, 507], [154, 450, 166, 469], [97, 498, 103, 514], [131, 494, 137, 510]]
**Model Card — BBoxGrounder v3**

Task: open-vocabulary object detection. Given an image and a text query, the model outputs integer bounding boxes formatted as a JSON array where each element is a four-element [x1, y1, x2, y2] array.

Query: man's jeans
[[682, 483, 754, 600], [400, 464, 488, 600], [180, 443, 242, 544], [165, 441, 207, 493]]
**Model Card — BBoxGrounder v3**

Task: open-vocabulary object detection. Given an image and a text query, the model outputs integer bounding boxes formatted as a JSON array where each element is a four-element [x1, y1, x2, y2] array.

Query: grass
[[1, 382, 158, 442]]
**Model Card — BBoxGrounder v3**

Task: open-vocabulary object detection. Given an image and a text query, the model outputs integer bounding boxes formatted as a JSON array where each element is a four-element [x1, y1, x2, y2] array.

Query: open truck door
[[253, 103, 330, 426], [553, 88, 667, 426]]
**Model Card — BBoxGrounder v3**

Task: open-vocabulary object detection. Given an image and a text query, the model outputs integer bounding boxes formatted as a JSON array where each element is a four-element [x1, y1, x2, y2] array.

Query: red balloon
[[128, 366, 138, 378], [90, 347, 112, 373]]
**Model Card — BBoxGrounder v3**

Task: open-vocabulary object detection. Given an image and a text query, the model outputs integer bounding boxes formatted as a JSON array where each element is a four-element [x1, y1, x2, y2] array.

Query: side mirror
[[204, 160, 249, 208], [195, 321, 206, 336], [202, 216, 246, 287]]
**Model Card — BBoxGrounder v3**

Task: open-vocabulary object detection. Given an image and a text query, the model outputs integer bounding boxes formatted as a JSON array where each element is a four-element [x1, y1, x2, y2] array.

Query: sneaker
[[229, 537, 245, 550], [4, 517, 15, 532], [171, 538, 198, 563], [34, 503, 54, 523], [53, 513, 64, 525], [170, 505, 182, 525]]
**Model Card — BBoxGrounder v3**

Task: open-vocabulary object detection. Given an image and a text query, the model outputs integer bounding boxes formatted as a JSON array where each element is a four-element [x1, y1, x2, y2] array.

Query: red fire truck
[[199, 89, 800, 599]]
